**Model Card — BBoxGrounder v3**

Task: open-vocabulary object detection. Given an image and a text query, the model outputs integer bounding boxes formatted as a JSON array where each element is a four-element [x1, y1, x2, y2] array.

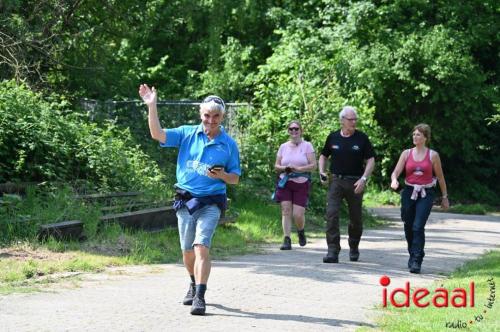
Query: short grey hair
[[200, 95, 225, 113], [339, 106, 357, 120]]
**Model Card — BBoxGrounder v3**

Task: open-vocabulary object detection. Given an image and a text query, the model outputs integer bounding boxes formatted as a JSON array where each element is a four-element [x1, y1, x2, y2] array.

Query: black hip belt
[[332, 174, 361, 180]]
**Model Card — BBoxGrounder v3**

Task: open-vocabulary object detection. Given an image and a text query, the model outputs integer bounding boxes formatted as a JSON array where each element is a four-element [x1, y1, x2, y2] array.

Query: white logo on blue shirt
[[186, 160, 211, 176]]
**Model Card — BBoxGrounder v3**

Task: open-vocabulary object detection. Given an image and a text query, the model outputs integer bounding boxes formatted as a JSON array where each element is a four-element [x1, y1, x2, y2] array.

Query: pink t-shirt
[[277, 140, 314, 183]]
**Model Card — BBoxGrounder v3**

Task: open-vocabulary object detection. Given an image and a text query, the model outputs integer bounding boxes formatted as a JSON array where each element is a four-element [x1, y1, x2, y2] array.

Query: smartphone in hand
[[209, 165, 224, 172]]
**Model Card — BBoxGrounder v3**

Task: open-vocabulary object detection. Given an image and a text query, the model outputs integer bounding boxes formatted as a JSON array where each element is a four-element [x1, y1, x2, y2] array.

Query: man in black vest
[[318, 106, 375, 263]]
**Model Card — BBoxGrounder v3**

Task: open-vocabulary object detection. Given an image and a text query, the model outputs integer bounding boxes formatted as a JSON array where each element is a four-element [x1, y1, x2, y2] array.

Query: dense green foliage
[[248, 0, 500, 204], [0, 0, 291, 100], [1, 0, 499, 204], [0, 81, 170, 193]]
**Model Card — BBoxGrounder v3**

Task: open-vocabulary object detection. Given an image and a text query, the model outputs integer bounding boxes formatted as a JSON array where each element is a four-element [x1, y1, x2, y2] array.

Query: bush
[[0, 80, 172, 194]]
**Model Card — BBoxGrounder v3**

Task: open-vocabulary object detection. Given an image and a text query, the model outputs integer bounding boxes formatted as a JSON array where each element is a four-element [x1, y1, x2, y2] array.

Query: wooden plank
[[75, 191, 143, 200], [98, 198, 236, 231], [0, 182, 38, 195], [38, 220, 84, 241], [99, 206, 178, 231], [218, 210, 238, 225], [99, 206, 236, 230], [100, 201, 156, 213], [218, 215, 236, 225]]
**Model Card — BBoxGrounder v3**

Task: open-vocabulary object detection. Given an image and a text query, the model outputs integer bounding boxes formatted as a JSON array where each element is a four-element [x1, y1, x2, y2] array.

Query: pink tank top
[[405, 148, 433, 185]]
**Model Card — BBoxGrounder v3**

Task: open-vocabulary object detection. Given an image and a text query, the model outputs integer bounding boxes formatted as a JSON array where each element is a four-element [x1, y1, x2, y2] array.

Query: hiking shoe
[[323, 250, 339, 263], [348, 238, 360, 262], [409, 260, 421, 274], [280, 236, 292, 250], [297, 229, 307, 247], [349, 248, 359, 262], [190, 296, 206, 315], [183, 282, 196, 305]]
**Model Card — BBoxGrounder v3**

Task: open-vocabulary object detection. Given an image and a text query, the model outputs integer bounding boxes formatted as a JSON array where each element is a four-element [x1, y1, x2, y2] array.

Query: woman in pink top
[[274, 120, 317, 250], [390, 123, 449, 273]]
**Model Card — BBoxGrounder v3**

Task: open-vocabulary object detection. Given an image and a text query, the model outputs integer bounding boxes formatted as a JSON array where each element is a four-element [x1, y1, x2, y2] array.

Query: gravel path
[[1, 207, 499, 332]]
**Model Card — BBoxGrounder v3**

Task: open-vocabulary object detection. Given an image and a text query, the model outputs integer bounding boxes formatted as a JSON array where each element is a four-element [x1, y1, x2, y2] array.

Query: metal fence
[[78, 98, 252, 140]]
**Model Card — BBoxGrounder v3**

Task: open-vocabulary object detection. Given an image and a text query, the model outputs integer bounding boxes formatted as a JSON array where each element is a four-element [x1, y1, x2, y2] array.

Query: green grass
[[0, 246, 123, 294], [446, 204, 497, 215], [364, 188, 401, 207], [363, 250, 500, 332]]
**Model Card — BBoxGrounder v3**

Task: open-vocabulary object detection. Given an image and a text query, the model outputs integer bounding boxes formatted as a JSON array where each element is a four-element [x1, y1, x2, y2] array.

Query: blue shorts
[[176, 205, 221, 251]]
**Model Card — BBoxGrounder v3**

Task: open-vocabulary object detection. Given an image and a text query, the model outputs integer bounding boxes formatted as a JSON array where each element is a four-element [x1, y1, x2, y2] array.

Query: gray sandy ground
[[0, 207, 499, 332]]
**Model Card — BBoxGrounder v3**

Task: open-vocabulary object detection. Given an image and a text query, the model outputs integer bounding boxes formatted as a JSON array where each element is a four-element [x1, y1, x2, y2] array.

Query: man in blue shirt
[[139, 84, 241, 315]]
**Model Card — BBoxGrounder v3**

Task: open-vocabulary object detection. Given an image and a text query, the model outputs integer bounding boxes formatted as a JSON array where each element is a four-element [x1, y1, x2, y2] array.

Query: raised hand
[[138, 84, 157, 105]]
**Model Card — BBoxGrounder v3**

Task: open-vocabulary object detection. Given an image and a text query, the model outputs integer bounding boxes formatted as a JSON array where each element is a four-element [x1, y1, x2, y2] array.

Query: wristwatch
[[361, 176, 368, 182]]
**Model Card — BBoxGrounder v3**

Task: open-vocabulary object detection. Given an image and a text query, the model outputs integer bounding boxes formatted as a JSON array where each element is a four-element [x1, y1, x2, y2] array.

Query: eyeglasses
[[288, 127, 300, 132], [342, 117, 357, 122]]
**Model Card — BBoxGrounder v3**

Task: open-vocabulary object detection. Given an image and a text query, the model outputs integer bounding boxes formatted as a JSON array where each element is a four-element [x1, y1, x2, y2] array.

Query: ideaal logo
[[379, 276, 496, 329], [379, 275, 475, 308]]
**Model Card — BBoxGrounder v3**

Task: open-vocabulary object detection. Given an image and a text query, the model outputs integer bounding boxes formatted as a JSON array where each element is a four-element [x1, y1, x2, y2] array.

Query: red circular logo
[[380, 275, 391, 286]]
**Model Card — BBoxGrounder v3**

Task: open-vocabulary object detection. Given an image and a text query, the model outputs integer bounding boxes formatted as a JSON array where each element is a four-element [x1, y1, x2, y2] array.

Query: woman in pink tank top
[[274, 120, 317, 250], [390, 123, 449, 274]]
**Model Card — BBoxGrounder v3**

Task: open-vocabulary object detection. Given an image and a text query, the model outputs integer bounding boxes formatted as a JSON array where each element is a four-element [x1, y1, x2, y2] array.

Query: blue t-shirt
[[161, 124, 241, 197]]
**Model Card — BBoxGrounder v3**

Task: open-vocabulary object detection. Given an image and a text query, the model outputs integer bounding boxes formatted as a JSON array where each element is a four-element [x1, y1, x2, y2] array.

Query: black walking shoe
[[297, 229, 307, 247], [190, 296, 206, 315], [323, 249, 339, 263], [348, 238, 360, 262], [349, 248, 359, 262], [280, 236, 292, 250], [183, 282, 196, 305], [409, 260, 421, 274]]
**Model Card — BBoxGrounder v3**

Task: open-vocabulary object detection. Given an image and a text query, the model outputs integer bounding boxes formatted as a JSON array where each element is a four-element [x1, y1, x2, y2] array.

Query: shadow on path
[[207, 303, 375, 329]]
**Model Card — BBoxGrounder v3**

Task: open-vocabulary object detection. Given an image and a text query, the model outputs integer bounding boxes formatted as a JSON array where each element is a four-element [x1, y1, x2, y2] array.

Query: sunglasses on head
[[203, 96, 224, 105], [288, 127, 300, 132], [202, 96, 225, 112]]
